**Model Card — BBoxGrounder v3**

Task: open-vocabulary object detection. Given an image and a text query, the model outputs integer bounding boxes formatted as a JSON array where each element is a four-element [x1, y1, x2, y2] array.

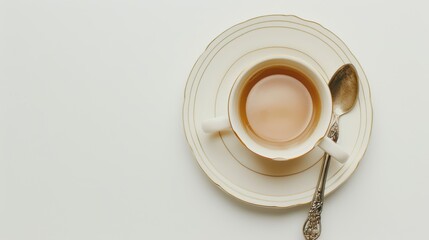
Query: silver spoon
[[303, 64, 359, 240]]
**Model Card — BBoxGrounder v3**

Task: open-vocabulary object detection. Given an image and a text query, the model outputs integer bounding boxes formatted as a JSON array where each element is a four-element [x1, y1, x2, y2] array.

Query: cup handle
[[202, 116, 231, 133], [318, 136, 348, 163]]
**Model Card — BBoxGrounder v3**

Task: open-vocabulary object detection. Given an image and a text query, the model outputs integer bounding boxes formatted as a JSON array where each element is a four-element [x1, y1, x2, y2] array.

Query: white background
[[1, 1, 428, 239]]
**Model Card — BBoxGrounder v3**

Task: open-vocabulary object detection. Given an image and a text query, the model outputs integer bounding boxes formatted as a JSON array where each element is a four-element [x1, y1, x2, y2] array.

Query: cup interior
[[228, 57, 332, 160]]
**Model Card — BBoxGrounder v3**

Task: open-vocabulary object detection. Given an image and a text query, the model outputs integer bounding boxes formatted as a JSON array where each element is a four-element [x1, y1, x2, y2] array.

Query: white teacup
[[202, 57, 348, 162]]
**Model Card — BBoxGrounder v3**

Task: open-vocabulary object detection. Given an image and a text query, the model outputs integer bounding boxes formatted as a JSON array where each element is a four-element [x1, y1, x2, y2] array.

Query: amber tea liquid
[[238, 65, 321, 148]]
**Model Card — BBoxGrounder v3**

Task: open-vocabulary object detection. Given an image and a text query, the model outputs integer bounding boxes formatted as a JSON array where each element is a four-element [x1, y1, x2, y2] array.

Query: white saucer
[[183, 15, 373, 208]]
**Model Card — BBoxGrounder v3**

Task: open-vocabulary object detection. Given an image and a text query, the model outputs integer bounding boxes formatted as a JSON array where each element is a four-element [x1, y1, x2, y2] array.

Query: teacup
[[202, 56, 348, 162]]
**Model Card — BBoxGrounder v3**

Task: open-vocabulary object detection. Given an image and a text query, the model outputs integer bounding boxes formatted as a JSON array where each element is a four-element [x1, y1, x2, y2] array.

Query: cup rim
[[227, 56, 332, 161]]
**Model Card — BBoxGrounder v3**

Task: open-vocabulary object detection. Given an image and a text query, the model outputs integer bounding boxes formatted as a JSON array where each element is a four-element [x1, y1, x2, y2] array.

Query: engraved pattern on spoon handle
[[303, 119, 339, 240]]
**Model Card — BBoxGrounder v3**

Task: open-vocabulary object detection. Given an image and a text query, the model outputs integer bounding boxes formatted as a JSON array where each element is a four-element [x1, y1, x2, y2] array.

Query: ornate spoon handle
[[303, 120, 339, 240]]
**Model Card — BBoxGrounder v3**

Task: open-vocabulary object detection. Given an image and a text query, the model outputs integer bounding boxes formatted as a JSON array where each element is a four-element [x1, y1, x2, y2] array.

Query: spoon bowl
[[330, 64, 359, 116]]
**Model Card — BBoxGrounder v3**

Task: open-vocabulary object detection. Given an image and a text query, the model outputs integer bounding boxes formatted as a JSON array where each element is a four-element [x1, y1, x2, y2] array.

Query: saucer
[[183, 15, 373, 208]]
